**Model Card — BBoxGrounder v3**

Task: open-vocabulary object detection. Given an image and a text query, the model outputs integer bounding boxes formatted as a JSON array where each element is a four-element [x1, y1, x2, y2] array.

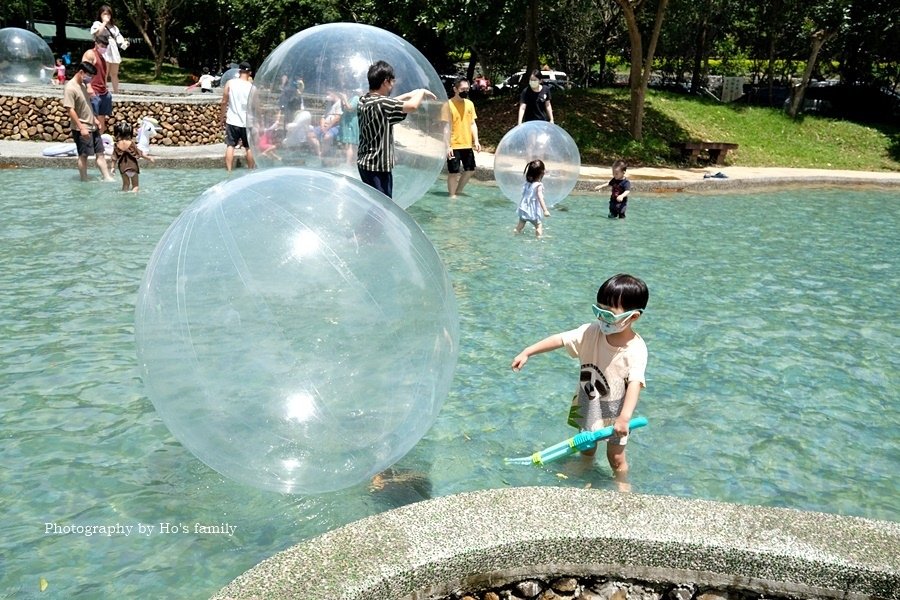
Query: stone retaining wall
[[0, 90, 222, 145]]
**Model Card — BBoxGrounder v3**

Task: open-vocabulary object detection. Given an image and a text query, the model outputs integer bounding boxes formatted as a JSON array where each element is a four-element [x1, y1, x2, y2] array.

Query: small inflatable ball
[[135, 168, 459, 494], [0, 27, 54, 84], [493, 121, 581, 207], [248, 22, 448, 209]]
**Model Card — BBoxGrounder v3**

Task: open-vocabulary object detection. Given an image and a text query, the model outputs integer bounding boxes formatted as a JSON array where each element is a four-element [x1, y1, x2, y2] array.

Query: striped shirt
[[356, 92, 407, 172]]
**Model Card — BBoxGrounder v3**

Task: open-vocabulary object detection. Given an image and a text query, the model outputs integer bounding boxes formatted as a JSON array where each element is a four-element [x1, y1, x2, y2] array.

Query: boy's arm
[[545, 99, 554, 124], [617, 180, 632, 201], [511, 333, 564, 371], [613, 380, 643, 436]]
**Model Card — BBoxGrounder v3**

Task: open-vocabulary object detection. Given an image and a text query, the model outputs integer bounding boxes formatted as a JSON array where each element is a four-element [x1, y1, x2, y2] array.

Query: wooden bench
[[670, 141, 739, 165]]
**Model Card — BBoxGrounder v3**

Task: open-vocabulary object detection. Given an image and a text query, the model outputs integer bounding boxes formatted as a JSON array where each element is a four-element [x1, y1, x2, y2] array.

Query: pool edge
[[209, 487, 900, 600]]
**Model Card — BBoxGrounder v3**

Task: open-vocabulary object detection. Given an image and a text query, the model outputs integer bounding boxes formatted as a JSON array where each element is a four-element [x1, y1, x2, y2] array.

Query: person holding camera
[[91, 5, 129, 93]]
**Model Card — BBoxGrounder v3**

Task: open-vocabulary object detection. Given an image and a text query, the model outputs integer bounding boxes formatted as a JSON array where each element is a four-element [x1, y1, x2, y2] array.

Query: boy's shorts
[[72, 129, 104, 157], [447, 148, 476, 173], [90, 92, 113, 117]]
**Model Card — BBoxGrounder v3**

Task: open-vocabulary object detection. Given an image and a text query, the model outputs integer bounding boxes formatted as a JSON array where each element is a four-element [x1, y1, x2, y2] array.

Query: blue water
[[1, 168, 897, 599]]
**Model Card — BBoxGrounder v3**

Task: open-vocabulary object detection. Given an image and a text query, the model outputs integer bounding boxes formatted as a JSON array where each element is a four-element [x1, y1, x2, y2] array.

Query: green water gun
[[504, 416, 649, 466]]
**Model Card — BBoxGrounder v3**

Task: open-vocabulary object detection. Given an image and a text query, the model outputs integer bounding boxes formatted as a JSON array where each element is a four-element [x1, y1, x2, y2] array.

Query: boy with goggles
[[511, 273, 649, 481]]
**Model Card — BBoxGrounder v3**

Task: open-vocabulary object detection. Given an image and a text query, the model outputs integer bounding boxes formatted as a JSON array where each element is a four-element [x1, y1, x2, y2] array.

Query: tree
[[422, 0, 525, 82], [616, 0, 669, 140], [121, 0, 185, 78], [786, 0, 849, 117], [524, 0, 539, 76], [838, 0, 900, 91], [543, 0, 622, 86]]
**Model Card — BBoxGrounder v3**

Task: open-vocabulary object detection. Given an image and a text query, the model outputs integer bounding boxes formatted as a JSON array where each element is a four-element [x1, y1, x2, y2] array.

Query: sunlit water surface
[[1, 168, 897, 598]]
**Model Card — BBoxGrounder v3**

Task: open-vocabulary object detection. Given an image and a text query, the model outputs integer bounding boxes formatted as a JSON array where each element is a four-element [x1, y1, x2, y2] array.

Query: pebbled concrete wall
[[211, 487, 899, 600]]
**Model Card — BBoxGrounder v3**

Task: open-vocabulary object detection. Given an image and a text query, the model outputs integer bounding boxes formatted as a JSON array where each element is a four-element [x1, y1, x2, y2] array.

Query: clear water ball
[[135, 168, 459, 494], [247, 22, 448, 209], [0, 27, 55, 84], [493, 121, 581, 207]]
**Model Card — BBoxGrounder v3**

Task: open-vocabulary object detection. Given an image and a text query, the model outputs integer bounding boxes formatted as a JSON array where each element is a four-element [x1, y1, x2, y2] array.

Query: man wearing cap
[[81, 30, 113, 134], [220, 61, 256, 172], [62, 62, 114, 182]]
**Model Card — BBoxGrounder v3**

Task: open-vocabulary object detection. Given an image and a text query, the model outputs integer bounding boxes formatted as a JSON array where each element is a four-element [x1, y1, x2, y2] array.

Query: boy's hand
[[543, 210, 550, 217], [613, 417, 630, 437], [511, 352, 529, 371]]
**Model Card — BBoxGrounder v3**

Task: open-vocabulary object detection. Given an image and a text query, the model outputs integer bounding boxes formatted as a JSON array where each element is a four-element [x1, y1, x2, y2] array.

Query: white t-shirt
[[225, 78, 253, 127], [199, 74, 216, 91], [560, 322, 647, 431]]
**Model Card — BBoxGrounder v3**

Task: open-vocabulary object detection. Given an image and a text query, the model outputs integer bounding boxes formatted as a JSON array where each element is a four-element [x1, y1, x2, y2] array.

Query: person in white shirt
[[90, 5, 129, 93], [219, 62, 256, 172]]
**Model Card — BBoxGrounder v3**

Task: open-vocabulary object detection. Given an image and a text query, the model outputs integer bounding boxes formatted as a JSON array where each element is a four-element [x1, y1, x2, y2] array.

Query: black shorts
[[72, 129, 104, 157], [447, 148, 476, 173], [225, 123, 249, 148]]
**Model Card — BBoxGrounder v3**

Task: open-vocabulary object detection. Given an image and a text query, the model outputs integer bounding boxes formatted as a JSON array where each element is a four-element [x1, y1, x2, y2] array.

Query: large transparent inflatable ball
[[493, 121, 581, 207], [0, 28, 55, 84], [248, 22, 448, 209], [135, 168, 459, 494]]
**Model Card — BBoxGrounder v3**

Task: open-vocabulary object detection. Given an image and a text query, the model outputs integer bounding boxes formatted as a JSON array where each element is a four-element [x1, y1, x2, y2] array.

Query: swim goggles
[[592, 304, 643, 324]]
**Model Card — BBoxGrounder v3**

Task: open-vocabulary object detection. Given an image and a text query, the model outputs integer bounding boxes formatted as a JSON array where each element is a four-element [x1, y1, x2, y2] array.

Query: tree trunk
[[764, 0, 782, 106], [525, 0, 540, 77], [617, 0, 669, 140], [598, 47, 608, 86], [787, 29, 837, 118], [466, 51, 478, 82], [47, 0, 69, 54], [154, 35, 165, 78], [690, 0, 711, 94]]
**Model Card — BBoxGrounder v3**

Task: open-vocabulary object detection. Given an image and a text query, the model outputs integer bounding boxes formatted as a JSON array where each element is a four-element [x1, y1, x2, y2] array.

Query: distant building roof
[[33, 21, 94, 43]]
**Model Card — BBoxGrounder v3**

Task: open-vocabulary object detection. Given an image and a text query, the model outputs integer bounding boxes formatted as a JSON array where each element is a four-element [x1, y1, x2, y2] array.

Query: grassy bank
[[119, 57, 195, 86], [476, 88, 900, 171]]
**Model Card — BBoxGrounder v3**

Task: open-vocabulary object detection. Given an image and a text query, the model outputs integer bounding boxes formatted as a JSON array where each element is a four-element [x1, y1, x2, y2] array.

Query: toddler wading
[[607, 159, 631, 219], [113, 121, 154, 192], [514, 159, 550, 237]]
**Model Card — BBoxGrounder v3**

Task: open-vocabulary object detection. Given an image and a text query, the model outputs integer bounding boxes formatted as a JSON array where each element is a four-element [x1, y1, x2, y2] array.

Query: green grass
[[118, 57, 195, 86], [477, 88, 900, 170]]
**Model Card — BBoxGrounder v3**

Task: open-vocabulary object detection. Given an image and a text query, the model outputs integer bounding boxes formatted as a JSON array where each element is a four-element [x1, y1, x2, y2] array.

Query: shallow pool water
[[1, 168, 897, 598]]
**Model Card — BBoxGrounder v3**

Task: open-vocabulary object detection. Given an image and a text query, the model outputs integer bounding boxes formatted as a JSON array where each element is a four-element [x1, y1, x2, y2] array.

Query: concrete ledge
[[469, 166, 900, 193], [210, 487, 899, 600]]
